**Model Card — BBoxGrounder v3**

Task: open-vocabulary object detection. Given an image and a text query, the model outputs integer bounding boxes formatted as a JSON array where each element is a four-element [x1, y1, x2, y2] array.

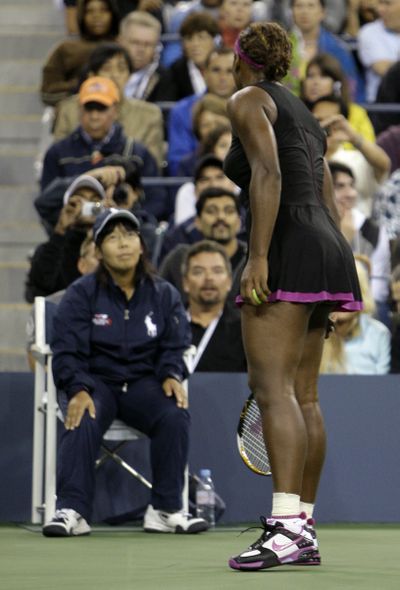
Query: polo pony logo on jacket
[[144, 312, 157, 337], [92, 313, 112, 326]]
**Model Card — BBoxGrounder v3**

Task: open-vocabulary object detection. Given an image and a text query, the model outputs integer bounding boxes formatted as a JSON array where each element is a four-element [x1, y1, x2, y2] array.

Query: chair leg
[[99, 444, 153, 489], [44, 357, 57, 523], [31, 364, 46, 523]]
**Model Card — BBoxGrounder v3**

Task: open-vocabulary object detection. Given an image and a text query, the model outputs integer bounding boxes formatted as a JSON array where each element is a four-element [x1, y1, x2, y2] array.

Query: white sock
[[299, 501, 314, 520], [271, 493, 300, 518]]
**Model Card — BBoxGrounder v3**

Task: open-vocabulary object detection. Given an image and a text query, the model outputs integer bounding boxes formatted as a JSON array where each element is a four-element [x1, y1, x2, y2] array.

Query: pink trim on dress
[[235, 290, 363, 312]]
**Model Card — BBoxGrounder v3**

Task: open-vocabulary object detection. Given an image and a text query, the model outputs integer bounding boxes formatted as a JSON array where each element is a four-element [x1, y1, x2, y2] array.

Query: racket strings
[[241, 400, 271, 474]]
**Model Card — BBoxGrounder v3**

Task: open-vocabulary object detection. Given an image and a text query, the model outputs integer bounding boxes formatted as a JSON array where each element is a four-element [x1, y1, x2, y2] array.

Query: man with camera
[[26, 164, 157, 303]]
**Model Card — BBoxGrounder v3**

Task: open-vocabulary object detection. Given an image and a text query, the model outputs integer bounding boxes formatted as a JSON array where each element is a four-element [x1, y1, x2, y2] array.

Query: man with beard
[[159, 187, 246, 303], [182, 240, 246, 372]]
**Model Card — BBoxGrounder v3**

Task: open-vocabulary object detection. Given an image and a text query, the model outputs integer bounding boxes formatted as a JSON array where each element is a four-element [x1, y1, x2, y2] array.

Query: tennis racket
[[237, 393, 271, 476]]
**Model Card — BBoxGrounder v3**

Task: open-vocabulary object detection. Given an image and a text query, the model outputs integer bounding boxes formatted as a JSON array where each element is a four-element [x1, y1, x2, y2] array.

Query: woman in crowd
[[300, 53, 375, 144], [41, 0, 120, 106]]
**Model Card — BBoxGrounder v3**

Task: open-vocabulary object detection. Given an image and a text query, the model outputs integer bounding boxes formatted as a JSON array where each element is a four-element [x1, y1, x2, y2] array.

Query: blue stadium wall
[[0, 373, 399, 524]]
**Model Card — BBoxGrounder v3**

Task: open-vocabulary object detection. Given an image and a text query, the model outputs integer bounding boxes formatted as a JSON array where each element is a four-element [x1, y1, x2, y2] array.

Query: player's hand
[[65, 390, 96, 430], [240, 257, 270, 306], [162, 378, 188, 409]]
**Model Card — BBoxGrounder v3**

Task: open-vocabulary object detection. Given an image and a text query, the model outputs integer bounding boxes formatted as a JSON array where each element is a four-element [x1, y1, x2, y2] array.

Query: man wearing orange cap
[[40, 76, 168, 220]]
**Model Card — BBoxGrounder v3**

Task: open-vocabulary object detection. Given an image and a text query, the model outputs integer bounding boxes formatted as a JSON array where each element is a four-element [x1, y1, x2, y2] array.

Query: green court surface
[[1, 524, 399, 590]]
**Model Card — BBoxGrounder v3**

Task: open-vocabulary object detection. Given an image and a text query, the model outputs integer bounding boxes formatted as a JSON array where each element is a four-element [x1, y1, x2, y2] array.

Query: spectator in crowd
[[175, 93, 229, 178], [310, 94, 390, 216], [289, 0, 365, 102], [276, 0, 351, 34], [218, 0, 253, 48], [169, 12, 221, 101], [329, 161, 391, 324], [320, 259, 391, 374], [28, 163, 158, 301], [376, 124, 400, 173], [166, 154, 238, 241], [358, 0, 400, 102], [372, 61, 400, 135], [119, 11, 176, 102], [344, 0, 379, 37], [162, 0, 271, 66], [41, 0, 120, 106], [182, 240, 246, 372], [26, 234, 98, 371], [300, 53, 375, 143], [26, 171, 110, 302], [160, 187, 246, 302], [53, 42, 165, 167], [42, 208, 208, 537], [168, 47, 235, 175], [372, 167, 400, 243], [177, 120, 232, 178], [40, 76, 167, 220]]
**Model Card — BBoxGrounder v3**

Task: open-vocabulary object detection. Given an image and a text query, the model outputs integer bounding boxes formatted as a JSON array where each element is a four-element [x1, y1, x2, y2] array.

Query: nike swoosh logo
[[271, 536, 302, 552]]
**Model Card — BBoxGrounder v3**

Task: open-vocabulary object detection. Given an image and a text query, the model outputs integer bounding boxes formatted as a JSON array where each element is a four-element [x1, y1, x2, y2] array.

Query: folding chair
[[31, 296, 189, 524]]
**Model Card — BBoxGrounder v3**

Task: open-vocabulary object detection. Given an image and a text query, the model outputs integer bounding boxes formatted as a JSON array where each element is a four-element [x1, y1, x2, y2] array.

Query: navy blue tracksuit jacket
[[51, 272, 191, 398]]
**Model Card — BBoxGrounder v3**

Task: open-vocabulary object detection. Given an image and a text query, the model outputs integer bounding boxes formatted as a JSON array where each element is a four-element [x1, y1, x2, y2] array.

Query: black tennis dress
[[224, 80, 362, 311]]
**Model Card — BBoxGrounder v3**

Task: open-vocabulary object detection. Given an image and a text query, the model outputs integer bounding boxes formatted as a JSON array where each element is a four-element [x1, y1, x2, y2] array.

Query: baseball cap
[[79, 76, 120, 107], [63, 174, 106, 205], [93, 208, 140, 244], [194, 154, 223, 182]]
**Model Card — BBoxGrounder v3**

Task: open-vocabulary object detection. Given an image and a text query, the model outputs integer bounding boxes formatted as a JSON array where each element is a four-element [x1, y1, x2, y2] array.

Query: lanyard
[[187, 311, 222, 373]]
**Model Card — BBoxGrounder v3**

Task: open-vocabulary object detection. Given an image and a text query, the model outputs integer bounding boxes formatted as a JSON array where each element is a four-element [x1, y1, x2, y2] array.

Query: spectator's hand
[[54, 195, 83, 235], [86, 165, 125, 188], [162, 378, 188, 409], [65, 390, 96, 430], [138, 0, 163, 12], [319, 114, 353, 144]]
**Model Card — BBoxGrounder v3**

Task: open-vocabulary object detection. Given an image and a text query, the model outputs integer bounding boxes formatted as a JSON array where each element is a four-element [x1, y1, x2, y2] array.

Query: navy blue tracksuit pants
[[56, 375, 190, 522]]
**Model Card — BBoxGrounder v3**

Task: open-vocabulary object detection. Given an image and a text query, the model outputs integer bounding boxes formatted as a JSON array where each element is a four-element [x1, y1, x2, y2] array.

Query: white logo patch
[[92, 313, 112, 326], [144, 312, 157, 337]]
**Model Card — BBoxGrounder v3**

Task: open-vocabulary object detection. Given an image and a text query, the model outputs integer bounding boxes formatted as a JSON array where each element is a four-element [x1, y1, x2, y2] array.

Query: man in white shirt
[[358, 0, 400, 101]]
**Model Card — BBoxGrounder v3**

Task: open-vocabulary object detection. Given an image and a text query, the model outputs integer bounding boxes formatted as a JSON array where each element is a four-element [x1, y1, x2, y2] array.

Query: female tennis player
[[224, 22, 362, 570]]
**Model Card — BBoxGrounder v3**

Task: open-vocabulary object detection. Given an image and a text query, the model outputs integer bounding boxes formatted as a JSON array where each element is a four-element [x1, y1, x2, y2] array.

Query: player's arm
[[227, 87, 281, 301]]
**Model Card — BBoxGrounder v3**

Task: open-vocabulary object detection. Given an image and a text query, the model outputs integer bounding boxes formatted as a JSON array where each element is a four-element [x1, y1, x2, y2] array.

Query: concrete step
[[0, 32, 61, 60], [0, 88, 42, 116], [0, 301, 31, 346], [0, 60, 42, 87], [0, 300, 32, 371], [0, 244, 39, 263], [0, 115, 41, 141], [0, 185, 40, 223], [0, 147, 37, 184], [0, 349, 30, 372], [0, 262, 30, 302], [0, 5, 63, 30], [0, 221, 46, 245]]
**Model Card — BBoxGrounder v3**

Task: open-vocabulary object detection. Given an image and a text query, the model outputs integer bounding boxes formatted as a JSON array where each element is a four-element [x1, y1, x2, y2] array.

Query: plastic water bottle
[[196, 469, 216, 528]]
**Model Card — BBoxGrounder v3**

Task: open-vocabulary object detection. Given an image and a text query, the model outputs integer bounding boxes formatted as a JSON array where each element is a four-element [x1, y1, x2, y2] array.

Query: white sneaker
[[42, 509, 91, 537], [143, 504, 209, 534]]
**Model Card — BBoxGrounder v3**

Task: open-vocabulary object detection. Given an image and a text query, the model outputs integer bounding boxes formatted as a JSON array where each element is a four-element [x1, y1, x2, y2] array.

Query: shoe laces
[[238, 516, 280, 550], [53, 509, 74, 522]]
